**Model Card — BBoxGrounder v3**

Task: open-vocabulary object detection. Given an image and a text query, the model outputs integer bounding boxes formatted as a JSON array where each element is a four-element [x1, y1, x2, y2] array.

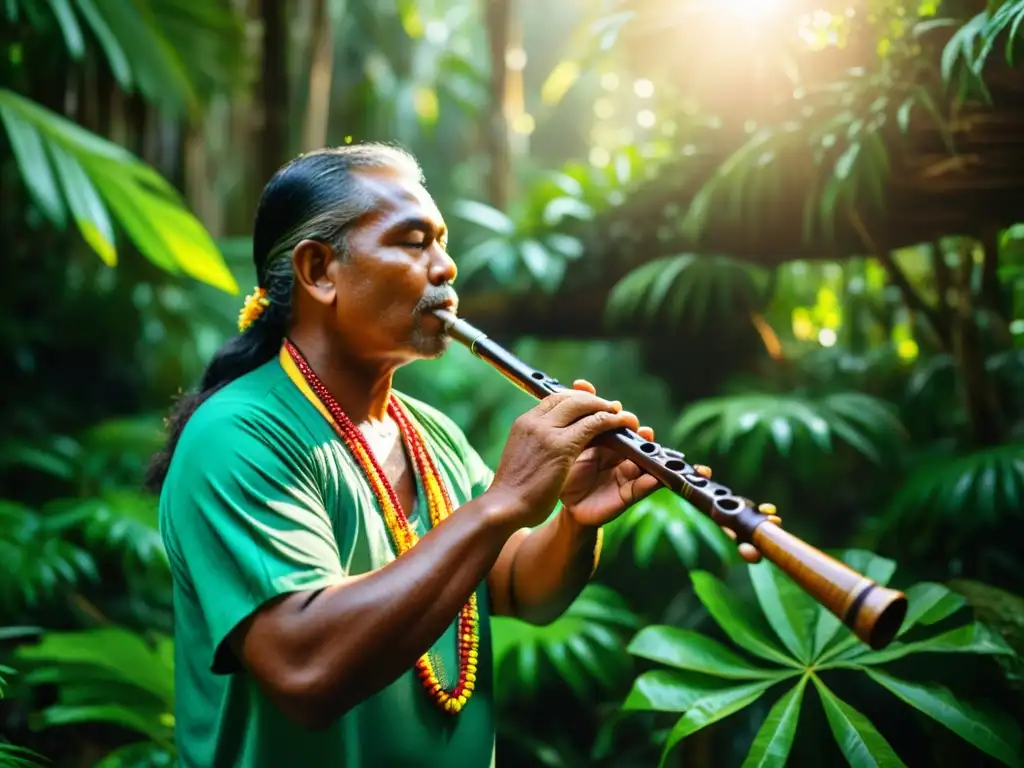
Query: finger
[[546, 390, 621, 427], [530, 388, 582, 415], [767, 515, 782, 526], [624, 473, 661, 505], [618, 410, 641, 433], [572, 379, 597, 395], [738, 543, 761, 563], [567, 409, 636, 447], [758, 502, 777, 517], [637, 425, 655, 441], [612, 459, 644, 481], [694, 464, 712, 479], [723, 527, 737, 541]]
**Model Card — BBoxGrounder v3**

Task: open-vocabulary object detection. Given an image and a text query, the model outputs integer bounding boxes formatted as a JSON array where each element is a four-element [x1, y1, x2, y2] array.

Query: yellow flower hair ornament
[[238, 286, 270, 332]]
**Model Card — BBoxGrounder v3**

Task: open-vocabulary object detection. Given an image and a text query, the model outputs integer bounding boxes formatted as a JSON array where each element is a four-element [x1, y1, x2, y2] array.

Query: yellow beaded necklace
[[279, 340, 479, 714]]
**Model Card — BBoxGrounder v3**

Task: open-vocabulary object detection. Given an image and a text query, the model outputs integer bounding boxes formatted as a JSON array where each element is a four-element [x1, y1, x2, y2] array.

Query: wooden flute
[[435, 309, 907, 651]]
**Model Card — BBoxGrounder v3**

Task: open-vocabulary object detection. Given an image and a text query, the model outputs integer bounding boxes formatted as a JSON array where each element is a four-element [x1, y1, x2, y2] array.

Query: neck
[[287, 328, 396, 424]]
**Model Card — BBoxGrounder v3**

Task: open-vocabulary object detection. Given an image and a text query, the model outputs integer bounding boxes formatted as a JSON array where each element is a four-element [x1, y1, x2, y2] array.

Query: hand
[[488, 386, 640, 530], [558, 381, 783, 564]]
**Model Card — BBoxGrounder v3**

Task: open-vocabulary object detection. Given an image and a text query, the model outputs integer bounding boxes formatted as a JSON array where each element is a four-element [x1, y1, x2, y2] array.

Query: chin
[[408, 330, 451, 359]]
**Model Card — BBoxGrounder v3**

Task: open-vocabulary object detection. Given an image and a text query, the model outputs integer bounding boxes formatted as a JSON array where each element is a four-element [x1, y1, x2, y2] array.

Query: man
[[148, 143, 775, 767]]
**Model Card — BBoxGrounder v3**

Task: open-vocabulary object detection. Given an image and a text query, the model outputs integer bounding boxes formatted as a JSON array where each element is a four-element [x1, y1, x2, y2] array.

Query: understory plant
[[623, 550, 1023, 767]]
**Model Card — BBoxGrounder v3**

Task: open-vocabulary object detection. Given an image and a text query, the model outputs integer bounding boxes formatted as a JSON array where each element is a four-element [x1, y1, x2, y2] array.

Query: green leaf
[[748, 560, 817, 664], [812, 676, 907, 767], [627, 626, 790, 680], [832, 622, 1014, 667], [690, 571, 799, 668], [492, 584, 637, 700], [661, 680, 774, 764], [72, 0, 133, 87], [866, 669, 1023, 767], [48, 141, 117, 266], [623, 669, 736, 712], [0, 94, 67, 226], [451, 199, 516, 235], [741, 675, 808, 768], [0, 742, 47, 768], [0, 88, 237, 293], [898, 582, 966, 636], [45, 0, 85, 58]]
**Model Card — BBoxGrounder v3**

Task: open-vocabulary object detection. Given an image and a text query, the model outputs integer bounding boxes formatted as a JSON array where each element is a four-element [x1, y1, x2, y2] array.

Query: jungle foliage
[[1, 0, 1022, 766]]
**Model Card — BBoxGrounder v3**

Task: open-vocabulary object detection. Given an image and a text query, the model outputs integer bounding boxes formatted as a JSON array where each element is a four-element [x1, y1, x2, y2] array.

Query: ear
[[291, 239, 337, 307]]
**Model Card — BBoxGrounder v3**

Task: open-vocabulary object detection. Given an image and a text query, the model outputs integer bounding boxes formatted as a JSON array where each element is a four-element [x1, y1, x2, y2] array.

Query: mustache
[[415, 285, 458, 314]]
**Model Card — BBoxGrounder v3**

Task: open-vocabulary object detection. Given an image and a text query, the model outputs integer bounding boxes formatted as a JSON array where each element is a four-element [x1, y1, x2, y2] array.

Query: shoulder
[[171, 362, 311, 477]]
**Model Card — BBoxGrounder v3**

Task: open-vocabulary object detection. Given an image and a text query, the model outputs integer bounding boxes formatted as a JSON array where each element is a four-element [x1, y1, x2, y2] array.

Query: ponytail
[[145, 142, 423, 493]]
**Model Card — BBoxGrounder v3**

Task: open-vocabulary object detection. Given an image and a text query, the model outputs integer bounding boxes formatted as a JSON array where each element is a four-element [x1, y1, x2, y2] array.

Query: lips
[[424, 298, 457, 314]]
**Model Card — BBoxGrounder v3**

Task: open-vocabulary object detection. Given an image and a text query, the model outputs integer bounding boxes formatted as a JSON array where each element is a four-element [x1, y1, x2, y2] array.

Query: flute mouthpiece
[[433, 308, 459, 328]]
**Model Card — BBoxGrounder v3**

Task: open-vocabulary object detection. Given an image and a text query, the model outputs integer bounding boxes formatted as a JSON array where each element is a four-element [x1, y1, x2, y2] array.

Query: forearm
[[236, 489, 520, 727], [500, 508, 602, 625]]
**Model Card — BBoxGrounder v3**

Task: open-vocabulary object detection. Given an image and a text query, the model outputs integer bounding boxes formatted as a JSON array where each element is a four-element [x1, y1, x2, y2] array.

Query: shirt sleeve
[[160, 405, 344, 674]]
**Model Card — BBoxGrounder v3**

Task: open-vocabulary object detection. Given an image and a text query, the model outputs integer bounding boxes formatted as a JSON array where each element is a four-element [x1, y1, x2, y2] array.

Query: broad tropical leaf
[[670, 391, 906, 487], [15, 627, 175, 748], [812, 675, 907, 767], [622, 550, 1021, 766], [605, 254, 768, 333], [873, 443, 1024, 566], [451, 198, 585, 292], [0, 89, 238, 294], [6, 0, 248, 116], [45, 491, 166, 574], [740, 675, 808, 768], [0, 500, 96, 613], [949, 579, 1024, 692], [492, 584, 640, 700], [601, 488, 737, 569], [0, 743, 47, 768]]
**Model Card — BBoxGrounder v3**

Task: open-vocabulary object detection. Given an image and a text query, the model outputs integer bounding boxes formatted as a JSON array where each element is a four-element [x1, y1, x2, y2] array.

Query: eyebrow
[[389, 216, 447, 242]]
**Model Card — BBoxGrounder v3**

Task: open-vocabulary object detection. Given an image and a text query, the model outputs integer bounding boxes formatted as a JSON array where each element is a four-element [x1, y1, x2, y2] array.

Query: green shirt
[[158, 355, 497, 767]]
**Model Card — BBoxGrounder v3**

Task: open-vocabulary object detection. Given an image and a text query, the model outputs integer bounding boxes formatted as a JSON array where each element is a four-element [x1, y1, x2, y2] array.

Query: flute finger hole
[[685, 474, 708, 486], [664, 459, 685, 471]]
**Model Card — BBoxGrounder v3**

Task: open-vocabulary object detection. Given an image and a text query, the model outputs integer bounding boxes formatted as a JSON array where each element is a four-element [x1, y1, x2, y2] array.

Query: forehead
[[356, 168, 445, 232]]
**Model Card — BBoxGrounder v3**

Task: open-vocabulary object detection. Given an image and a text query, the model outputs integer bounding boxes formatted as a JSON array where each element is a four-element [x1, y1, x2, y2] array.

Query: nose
[[428, 244, 458, 286]]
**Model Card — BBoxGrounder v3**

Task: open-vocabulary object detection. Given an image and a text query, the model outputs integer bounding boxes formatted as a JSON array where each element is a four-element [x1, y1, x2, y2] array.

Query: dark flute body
[[435, 309, 908, 651]]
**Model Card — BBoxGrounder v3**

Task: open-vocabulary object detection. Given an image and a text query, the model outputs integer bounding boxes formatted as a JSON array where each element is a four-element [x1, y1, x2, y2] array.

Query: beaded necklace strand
[[279, 340, 480, 715]]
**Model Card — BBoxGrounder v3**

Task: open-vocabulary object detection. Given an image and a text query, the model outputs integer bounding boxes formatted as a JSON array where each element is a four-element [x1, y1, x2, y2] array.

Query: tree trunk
[[484, 0, 511, 209], [951, 241, 1007, 447], [258, 0, 290, 188], [300, 0, 334, 152]]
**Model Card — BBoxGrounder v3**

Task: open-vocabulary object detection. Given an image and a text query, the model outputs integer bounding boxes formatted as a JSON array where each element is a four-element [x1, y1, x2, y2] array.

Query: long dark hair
[[145, 143, 423, 492]]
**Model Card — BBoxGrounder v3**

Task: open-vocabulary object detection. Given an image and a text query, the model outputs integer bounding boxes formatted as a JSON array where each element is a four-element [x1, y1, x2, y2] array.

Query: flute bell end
[[853, 585, 908, 650]]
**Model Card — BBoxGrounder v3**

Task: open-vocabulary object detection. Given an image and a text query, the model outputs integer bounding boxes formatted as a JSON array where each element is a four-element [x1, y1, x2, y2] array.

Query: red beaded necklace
[[279, 339, 480, 714]]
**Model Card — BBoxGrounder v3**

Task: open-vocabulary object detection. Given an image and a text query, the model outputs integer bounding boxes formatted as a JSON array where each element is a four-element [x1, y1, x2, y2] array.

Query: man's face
[[325, 167, 458, 363]]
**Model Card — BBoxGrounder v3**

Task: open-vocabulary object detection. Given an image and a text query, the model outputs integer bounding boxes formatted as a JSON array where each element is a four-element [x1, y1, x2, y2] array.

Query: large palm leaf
[[605, 253, 769, 334], [0, 657, 46, 768], [0, 500, 96, 615], [6, 0, 249, 117], [0, 89, 238, 293], [869, 442, 1024, 584], [492, 584, 641, 702], [669, 391, 908, 488], [601, 488, 738, 570], [15, 627, 175, 753]]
